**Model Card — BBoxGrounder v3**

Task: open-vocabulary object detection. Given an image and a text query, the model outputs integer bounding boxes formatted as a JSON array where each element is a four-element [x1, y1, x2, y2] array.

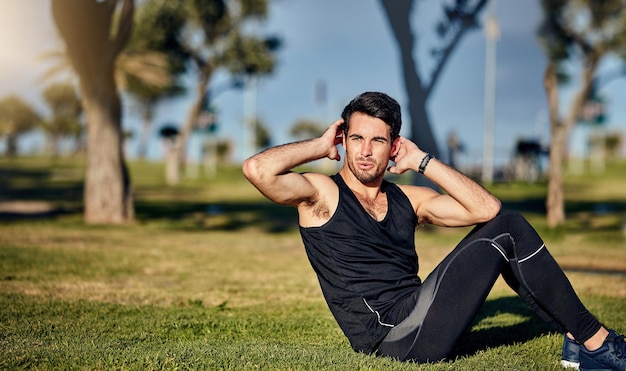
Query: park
[[1, 1, 626, 370], [1, 156, 625, 369]]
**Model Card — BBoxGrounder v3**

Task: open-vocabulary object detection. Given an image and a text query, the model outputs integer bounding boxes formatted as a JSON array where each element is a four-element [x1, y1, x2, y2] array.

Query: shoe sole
[[560, 359, 580, 369]]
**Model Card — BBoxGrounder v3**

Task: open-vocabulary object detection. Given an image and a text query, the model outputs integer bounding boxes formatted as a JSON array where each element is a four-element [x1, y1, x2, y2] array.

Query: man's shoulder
[[395, 183, 437, 195], [395, 183, 439, 212], [301, 172, 338, 187]]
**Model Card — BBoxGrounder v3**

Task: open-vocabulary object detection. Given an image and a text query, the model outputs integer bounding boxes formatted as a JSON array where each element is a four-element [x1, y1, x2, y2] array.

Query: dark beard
[[347, 156, 386, 184]]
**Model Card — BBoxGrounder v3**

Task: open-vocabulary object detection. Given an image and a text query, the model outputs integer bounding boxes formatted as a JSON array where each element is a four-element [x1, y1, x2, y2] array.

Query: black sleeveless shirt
[[299, 173, 421, 354]]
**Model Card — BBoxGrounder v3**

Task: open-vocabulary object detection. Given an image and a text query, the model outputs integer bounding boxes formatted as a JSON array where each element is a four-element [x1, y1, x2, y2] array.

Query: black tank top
[[299, 173, 421, 354]]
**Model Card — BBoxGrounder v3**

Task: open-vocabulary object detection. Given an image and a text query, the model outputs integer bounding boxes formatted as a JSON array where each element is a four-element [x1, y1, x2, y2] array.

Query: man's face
[[343, 112, 397, 184]]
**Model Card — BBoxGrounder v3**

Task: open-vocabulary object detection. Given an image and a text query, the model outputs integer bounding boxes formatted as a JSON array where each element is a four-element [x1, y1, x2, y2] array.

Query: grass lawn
[[1, 157, 625, 370]]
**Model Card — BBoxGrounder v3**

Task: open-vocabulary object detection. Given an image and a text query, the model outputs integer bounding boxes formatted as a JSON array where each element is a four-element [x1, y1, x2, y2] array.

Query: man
[[243, 92, 625, 369]]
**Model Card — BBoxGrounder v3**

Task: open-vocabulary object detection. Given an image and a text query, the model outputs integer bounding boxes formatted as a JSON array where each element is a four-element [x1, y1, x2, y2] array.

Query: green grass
[[3, 293, 622, 371], [1, 156, 625, 370]]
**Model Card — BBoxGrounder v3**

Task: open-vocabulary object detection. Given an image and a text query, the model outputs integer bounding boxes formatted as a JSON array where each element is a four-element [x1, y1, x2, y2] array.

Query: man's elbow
[[482, 198, 502, 222], [242, 156, 263, 184]]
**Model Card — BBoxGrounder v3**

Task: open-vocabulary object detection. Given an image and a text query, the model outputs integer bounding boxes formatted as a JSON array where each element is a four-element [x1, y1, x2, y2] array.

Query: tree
[[41, 81, 83, 156], [537, 0, 626, 227], [51, 0, 135, 224], [44, 1, 184, 163], [380, 0, 488, 185], [166, 0, 281, 185], [289, 119, 325, 141], [604, 131, 623, 159], [123, 0, 188, 160], [253, 117, 271, 150], [0, 95, 41, 156], [215, 138, 233, 163]]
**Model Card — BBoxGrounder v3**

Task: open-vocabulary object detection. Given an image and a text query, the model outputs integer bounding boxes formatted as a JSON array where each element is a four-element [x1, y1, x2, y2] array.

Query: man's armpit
[[311, 200, 331, 220]]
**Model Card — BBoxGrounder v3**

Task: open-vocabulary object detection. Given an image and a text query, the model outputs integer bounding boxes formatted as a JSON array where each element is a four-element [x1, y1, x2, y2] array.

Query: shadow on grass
[[2, 163, 624, 236], [0, 163, 298, 232], [0, 167, 84, 203], [451, 296, 552, 360], [135, 199, 299, 233], [0, 208, 75, 221], [0, 167, 83, 221]]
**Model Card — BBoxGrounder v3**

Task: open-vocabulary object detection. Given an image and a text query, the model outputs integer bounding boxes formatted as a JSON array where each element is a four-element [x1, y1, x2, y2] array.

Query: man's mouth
[[357, 161, 375, 170]]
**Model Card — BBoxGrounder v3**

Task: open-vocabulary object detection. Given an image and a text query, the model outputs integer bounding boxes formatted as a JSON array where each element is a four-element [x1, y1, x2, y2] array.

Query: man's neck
[[339, 168, 384, 200]]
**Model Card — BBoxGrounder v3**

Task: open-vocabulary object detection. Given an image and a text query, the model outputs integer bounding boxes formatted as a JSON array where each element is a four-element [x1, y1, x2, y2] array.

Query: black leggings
[[377, 211, 601, 363]]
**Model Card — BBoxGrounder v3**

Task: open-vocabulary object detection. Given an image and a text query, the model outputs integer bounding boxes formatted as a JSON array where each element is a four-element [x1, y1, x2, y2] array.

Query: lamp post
[[482, 0, 499, 184]]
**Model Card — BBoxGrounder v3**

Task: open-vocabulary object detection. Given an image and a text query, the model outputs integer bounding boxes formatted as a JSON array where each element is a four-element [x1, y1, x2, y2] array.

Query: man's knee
[[492, 211, 537, 236], [493, 210, 525, 225]]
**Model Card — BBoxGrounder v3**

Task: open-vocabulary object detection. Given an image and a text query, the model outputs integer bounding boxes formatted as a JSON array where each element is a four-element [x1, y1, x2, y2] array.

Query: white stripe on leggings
[[519, 244, 546, 263]]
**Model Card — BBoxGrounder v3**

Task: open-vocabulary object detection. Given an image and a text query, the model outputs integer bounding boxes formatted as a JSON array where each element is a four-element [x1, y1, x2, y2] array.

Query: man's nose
[[360, 141, 372, 156]]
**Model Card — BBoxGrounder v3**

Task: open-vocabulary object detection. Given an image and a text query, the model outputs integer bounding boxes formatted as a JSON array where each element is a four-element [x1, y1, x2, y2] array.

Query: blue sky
[[1, 1, 625, 166]]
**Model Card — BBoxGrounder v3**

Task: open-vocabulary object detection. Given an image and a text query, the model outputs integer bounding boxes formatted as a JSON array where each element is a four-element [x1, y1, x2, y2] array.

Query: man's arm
[[242, 119, 344, 207], [389, 136, 501, 227]]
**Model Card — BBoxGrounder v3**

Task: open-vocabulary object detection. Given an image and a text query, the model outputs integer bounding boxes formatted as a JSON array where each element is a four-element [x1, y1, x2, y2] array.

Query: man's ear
[[390, 137, 401, 157]]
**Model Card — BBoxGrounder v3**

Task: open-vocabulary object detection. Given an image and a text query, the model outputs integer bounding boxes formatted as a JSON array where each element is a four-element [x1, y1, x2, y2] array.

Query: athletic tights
[[376, 211, 601, 363]]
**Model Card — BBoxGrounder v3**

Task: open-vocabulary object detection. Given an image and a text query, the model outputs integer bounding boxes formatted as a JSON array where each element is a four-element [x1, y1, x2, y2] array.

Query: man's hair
[[341, 92, 402, 141]]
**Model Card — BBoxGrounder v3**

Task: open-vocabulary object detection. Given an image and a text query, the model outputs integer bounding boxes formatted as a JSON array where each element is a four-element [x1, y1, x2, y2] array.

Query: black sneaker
[[562, 333, 580, 369], [580, 329, 626, 371]]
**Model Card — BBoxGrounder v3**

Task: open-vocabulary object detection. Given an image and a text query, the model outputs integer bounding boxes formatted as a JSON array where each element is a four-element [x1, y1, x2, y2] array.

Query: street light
[[482, 0, 499, 184]]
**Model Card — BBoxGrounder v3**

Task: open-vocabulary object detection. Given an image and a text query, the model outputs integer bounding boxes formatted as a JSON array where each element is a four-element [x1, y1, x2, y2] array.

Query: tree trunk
[[164, 139, 179, 185], [6, 134, 18, 157], [137, 104, 154, 160], [82, 82, 134, 224], [406, 90, 440, 186], [169, 70, 211, 185], [380, 0, 440, 159], [379, 0, 438, 188], [45, 133, 60, 158], [544, 63, 565, 227], [380, 0, 487, 187], [544, 56, 598, 227], [547, 124, 566, 227], [51, 0, 135, 224]]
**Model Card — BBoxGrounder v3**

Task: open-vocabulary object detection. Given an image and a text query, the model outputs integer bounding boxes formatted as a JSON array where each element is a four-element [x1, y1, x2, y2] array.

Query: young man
[[243, 92, 625, 369]]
